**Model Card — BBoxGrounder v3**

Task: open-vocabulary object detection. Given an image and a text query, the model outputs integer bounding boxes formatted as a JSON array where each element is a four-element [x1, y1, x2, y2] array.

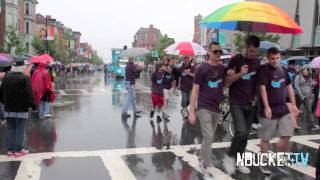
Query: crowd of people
[[122, 35, 320, 178], [0, 60, 55, 158]]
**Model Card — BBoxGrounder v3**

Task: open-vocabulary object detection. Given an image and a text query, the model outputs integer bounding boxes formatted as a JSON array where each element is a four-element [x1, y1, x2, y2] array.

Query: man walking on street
[[0, 61, 37, 158], [189, 42, 225, 174], [180, 57, 195, 119], [257, 47, 298, 174], [162, 56, 174, 119], [122, 57, 142, 118], [223, 35, 261, 175]]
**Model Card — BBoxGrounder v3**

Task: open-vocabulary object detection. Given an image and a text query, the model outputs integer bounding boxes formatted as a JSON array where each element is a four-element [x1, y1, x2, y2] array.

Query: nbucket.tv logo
[[237, 152, 309, 167]]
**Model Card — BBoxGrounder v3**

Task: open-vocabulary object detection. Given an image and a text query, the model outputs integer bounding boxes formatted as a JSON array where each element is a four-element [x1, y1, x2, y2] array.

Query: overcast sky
[[37, 0, 243, 63]]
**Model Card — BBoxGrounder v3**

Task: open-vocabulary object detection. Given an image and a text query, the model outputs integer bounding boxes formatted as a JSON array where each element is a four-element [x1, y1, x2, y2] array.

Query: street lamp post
[[45, 17, 48, 54]]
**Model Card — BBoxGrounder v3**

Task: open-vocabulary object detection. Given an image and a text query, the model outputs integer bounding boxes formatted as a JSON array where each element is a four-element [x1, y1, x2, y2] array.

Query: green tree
[[32, 36, 45, 54], [6, 26, 25, 55], [90, 51, 104, 65], [144, 53, 153, 65], [233, 32, 281, 53], [156, 34, 175, 59]]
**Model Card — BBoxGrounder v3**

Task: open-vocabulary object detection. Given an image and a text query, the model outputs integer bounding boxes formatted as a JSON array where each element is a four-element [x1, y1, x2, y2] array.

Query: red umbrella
[[30, 54, 54, 64], [164, 42, 207, 56]]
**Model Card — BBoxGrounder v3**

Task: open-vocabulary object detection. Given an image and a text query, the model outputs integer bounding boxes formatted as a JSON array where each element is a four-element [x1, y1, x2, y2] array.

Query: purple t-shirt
[[125, 62, 137, 85], [180, 64, 195, 92], [227, 54, 260, 105], [257, 64, 291, 119], [163, 65, 174, 90], [151, 71, 164, 96], [194, 63, 226, 112]]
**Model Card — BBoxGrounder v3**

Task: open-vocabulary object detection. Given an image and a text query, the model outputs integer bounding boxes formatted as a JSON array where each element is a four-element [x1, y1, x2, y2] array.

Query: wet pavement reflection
[[40, 157, 111, 180], [0, 72, 318, 179]]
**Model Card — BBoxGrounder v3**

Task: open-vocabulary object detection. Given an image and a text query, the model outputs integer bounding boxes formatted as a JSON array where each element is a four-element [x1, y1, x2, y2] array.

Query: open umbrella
[[120, 48, 149, 58], [0, 53, 13, 67], [164, 42, 207, 56], [309, 57, 320, 69], [285, 56, 309, 62], [29, 54, 54, 64], [201, 1, 302, 34], [259, 41, 283, 52]]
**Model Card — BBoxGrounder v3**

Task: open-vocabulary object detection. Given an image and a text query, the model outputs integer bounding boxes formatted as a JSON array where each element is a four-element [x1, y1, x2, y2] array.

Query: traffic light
[[123, 45, 127, 50]]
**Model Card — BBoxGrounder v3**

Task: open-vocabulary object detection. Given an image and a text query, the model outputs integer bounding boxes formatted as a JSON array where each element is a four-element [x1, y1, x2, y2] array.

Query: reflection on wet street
[[0, 72, 318, 180]]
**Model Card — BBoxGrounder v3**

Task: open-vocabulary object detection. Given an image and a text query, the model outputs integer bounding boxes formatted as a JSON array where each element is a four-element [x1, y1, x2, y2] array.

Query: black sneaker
[[134, 111, 142, 115], [122, 113, 131, 119], [157, 116, 162, 123], [150, 110, 155, 118]]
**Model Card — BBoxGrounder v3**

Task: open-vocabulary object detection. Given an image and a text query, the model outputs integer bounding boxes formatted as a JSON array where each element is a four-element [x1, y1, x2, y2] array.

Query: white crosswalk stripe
[[0, 134, 318, 180]]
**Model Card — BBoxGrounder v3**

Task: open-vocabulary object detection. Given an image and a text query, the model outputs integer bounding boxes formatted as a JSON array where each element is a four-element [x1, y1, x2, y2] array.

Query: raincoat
[[31, 63, 55, 104]]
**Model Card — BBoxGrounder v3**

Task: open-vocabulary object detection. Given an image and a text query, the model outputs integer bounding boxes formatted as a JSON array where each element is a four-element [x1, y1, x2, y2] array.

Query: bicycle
[[219, 90, 258, 138], [219, 94, 235, 137]]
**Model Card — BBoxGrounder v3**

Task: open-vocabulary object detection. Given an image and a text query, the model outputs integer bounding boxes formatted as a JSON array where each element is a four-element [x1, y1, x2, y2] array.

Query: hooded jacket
[[295, 66, 313, 99], [0, 72, 37, 112], [31, 63, 55, 104]]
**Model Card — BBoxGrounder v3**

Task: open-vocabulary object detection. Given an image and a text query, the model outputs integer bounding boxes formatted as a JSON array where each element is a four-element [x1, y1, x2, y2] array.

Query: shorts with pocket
[[259, 113, 294, 141]]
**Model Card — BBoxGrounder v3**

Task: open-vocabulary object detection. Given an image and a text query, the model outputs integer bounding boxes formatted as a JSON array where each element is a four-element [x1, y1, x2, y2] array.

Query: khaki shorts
[[259, 113, 294, 141], [164, 89, 173, 100]]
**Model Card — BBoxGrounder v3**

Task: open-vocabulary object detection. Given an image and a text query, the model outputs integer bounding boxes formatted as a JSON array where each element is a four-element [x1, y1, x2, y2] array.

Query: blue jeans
[[38, 101, 51, 117], [181, 91, 191, 108], [122, 84, 137, 113], [6, 117, 27, 152]]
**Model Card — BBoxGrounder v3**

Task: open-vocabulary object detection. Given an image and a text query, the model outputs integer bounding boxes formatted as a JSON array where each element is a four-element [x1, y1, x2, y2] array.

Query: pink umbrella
[[29, 54, 54, 64], [164, 42, 207, 56], [309, 57, 320, 69]]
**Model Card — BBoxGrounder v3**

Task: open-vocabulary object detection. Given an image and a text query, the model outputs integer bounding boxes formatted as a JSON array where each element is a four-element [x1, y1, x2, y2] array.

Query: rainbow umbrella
[[202, 1, 302, 34]]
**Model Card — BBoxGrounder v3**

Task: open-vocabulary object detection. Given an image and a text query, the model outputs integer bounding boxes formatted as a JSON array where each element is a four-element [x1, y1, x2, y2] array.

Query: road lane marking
[[0, 134, 318, 180]]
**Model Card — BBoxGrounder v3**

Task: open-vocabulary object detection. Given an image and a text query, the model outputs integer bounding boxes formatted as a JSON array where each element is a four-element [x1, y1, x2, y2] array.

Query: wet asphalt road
[[0, 72, 319, 180]]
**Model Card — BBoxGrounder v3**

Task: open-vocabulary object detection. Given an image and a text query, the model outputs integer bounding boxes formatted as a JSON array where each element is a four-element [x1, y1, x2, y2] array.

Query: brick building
[[132, 24, 162, 50], [193, 15, 202, 44], [0, 0, 38, 54]]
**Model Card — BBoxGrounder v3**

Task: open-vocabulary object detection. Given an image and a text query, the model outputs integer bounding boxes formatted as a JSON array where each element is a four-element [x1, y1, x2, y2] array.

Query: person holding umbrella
[[223, 35, 261, 175], [122, 57, 142, 118]]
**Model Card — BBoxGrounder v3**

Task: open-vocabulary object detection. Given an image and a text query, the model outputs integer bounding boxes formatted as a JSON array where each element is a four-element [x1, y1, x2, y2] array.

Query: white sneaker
[[44, 114, 52, 118], [312, 125, 320, 131], [251, 123, 260, 130], [222, 155, 236, 175], [237, 165, 250, 174], [259, 166, 271, 175], [162, 112, 170, 119]]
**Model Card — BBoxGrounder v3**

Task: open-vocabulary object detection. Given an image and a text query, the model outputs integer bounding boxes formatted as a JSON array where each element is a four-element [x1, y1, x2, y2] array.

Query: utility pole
[[45, 16, 48, 54]]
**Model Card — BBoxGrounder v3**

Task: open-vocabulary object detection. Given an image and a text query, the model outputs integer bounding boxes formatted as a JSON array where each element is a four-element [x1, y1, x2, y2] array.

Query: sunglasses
[[211, 49, 223, 54]]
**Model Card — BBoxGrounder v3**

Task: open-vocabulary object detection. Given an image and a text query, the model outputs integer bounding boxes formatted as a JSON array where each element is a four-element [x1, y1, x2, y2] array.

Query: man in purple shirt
[[150, 63, 165, 124], [122, 57, 142, 118], [189, 42, 225, 174], [223, 36, 261, 175], [162, 56, 175, 119], [258, 48, 298, 174], [180, 57, 195, 119]]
